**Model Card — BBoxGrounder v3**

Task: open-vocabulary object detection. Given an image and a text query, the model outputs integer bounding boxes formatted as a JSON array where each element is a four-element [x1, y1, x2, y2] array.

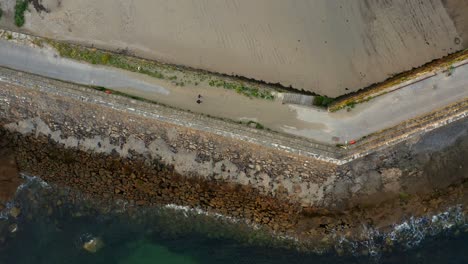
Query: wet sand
[[0, 0, 466, 97]]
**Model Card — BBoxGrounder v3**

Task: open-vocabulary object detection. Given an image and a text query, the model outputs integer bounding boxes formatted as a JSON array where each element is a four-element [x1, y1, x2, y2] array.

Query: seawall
[[0, 68, 467, 251]]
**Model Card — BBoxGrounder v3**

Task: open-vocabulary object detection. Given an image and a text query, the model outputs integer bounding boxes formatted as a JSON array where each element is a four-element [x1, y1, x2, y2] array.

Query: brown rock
[[0, 146, 23, 206]]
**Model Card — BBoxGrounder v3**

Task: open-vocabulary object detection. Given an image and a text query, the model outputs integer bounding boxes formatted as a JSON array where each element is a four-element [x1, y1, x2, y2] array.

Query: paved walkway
[[0, 39, 467, 144]]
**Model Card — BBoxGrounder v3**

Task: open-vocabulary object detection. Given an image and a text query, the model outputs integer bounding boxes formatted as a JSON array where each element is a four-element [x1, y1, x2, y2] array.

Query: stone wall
[[0, 71, 467, 248], [0, 85, 339, 205]]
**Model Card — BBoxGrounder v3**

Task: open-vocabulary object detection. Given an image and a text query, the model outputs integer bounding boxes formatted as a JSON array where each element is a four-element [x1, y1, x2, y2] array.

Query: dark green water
[[1, 176, 467, 264]]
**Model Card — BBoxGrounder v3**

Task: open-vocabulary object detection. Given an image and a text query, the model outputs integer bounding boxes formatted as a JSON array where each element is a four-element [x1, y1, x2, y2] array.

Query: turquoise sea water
[[0, 176, 467, 264]]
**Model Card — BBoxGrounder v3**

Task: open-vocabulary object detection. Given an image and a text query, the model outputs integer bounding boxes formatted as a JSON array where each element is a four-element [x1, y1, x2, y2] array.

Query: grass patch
[[208, 79, 274, 100], [445, 64, 455, 76], [48, 41, 166, 78], [100, 53, 111, 64], [44, 40, 276, 100], [31, 38, 44, 47], [346, 101, 356, 108], [15, 0, 29, 27]]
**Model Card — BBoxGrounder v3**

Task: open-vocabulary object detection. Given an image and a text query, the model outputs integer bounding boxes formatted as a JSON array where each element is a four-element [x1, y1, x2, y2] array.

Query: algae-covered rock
[[83, 237, 104, 253], [10, 207, 21, 218]]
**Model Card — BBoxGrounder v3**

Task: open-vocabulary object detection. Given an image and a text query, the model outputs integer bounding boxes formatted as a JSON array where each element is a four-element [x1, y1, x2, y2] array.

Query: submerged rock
[[83, 237, 104, 253], [8, 223, 18, 233]]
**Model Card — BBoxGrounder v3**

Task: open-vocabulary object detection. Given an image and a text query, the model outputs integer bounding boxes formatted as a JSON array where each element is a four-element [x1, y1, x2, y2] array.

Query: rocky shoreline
[[8, 131, 301, 232], [0, 68, 467, 253], [1, 128, 467, 255]]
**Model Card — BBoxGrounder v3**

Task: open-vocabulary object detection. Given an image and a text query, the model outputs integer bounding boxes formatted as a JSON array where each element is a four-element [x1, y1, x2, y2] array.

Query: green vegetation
[[329, 48, 468, 112], [31, 38, 44, 47], [45, 40, 276, 100], [445, 64, 455, 76], [100, 53, 111, 64], [346, 101, 356, 108], [208, 79, 274, 99], [48, 41, 167, 78], [313, 95, 334, 107], [15, 0, 29, 27], [246, 120, 265, 129], [344, 101, 357, 112], [7, 34, 13, 40]]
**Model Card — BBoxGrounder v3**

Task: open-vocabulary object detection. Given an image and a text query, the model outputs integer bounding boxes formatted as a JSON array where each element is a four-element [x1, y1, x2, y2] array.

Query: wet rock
[[8, 223, 18, 233], [0, 146, 23, 207], [10, 207, 21, 218], [83, 237, 104, 253]]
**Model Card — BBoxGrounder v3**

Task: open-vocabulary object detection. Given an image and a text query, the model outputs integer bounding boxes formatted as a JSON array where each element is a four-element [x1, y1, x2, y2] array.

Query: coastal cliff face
[[1, 72, 467, 252], [1, 0, 467, 96]]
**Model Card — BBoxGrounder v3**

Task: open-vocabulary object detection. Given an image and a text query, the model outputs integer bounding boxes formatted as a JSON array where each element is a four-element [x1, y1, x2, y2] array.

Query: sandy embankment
[[0, 0, 466, 97]]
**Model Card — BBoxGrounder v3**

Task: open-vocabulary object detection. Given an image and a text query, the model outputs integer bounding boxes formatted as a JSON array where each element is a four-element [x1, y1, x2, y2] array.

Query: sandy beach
[[0, 0, 465, 97]]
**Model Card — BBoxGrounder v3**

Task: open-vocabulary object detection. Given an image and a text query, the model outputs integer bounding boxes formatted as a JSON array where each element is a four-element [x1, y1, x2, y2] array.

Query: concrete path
[[0, 39, 467, 144], [0, 40, 169, 95]]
